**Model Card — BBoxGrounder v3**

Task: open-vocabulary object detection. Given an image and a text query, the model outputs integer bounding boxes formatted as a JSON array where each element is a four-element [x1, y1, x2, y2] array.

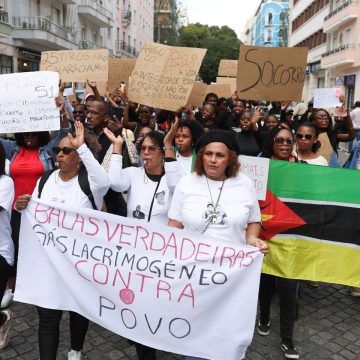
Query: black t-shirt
[[236, 131, 261, 157]]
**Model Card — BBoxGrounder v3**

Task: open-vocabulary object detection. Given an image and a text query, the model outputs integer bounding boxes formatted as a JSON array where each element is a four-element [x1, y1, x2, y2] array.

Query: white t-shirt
[[168, 173, 261, 245], [176, 152, 193, 176], [304, 155, 328, 166], [351, 107, 360, 129], [32, 144, 110, 210], [109, 155, 181, 225], [0, 175, 15, 266]]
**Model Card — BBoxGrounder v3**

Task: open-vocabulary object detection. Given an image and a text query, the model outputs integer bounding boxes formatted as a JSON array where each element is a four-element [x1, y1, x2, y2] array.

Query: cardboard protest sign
[[128, 42, 206, 112], [239, 155, 270, 201], [218, 60, 238, 77], [187, 83, 232, 108], [0, 71, 60, 133], [237, 45, 308, 101], [16, 199, 263, 360], [207, 83, 232, 98], [314, 88, 342, 108], [187, 82, 207, 107], [40, 49, 109, 82], [108, 58, 136, 92], [217, 76, 237, 94]]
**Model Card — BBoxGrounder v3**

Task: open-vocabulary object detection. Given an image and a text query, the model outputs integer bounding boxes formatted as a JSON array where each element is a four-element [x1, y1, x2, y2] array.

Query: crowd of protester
[[0, 80, 359, 360]]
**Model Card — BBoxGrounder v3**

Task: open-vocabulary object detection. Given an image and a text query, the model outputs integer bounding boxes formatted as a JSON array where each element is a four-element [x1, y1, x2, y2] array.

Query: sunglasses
[[315, 115, 329, 120], [296, 134, 314, 140], [273, 137, 295, 145], [140, 145, 160, 154], [52, 146, 76, 155]]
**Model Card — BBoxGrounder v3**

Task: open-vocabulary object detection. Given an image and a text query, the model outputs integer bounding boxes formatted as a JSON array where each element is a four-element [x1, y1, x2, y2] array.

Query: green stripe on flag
[[267, 160, 360, 205]]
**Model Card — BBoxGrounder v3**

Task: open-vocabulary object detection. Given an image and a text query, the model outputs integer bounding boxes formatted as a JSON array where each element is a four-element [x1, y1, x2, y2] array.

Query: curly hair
[[194, 147, 240, 178], [177, 120, 205, 147], [15, 131, 50, 148]]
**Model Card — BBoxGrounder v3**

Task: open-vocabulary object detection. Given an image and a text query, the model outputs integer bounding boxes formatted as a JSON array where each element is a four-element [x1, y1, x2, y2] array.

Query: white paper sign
[[16, 199, 263, 360], [0, 71, 60, 134], [239, 156, 269, 201], [314, 88, 342, 109]]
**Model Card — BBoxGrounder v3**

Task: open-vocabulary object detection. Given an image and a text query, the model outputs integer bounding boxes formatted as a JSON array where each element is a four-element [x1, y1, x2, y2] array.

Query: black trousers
[[133, 342, 157, 360], [258, 273, 299, 341], [0, 255, 12, 303], [37, 307, 89, 360], [10, 210, 21, 277]]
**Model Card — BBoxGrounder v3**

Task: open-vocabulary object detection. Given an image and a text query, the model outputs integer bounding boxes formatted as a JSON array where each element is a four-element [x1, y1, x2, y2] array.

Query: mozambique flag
[[260, 160, 360, 287]]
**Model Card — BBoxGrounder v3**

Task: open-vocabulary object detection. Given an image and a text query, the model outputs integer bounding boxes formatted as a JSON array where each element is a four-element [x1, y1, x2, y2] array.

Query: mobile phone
[[111, 106, 124, 119]]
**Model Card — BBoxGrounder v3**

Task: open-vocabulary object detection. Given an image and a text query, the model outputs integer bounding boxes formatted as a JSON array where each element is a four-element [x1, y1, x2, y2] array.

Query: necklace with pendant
[[202, 176, 226, 234]]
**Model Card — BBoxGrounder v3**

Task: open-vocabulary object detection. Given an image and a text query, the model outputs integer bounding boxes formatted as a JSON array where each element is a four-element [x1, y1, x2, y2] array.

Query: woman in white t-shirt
[[0, 143, 15, 350], [168, 130, 268, 360], [294, 122, 328, 166], [15, 122, 110, 360], [174, 120, 204, 176], [106, 123, 181, 360]]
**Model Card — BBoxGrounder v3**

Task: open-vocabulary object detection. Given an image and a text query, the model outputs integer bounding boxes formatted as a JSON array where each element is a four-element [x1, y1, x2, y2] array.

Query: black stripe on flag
[[282, 202, 360, 247]]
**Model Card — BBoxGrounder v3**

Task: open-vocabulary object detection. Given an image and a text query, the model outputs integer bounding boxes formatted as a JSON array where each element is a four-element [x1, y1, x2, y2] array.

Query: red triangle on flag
[[259, 189, 307, 240]]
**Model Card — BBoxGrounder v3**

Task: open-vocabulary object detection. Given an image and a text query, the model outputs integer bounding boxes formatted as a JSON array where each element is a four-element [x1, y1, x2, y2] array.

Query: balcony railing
[[115, 40, 137, 56], [324, 0, 359, 21], [0, 10, 9, 24], [79, 39, 103, 49], [12, 16, 77, 43], [321, 43, 355, 58], [77, 0, 112, 20]]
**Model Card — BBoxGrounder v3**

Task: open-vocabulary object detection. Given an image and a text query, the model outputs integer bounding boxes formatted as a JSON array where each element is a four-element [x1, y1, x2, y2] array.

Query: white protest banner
[[314, 88, 342, 108], [128, 42, 207, 112], [16, 199, 263, 360], [0, 71, 60, 134], [239, 156, 269, 201]]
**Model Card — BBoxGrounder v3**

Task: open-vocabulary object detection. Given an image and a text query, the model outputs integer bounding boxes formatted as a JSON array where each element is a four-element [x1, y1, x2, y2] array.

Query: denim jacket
[[0, 127, 71, 173]]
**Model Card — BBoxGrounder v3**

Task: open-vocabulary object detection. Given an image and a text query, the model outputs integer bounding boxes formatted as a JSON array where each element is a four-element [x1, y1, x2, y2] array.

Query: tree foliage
[[177, 23, 241, 83]]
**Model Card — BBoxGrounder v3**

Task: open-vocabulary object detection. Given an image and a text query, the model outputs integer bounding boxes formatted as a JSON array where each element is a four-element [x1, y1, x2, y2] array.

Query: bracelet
[[163, 147, 173, 151]]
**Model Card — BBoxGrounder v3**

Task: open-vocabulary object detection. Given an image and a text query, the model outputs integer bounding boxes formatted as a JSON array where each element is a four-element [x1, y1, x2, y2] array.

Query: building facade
[[0, 0, 154, 74], [320, 0, 360, 106], [289, 0, 330, 103], [154, 0, 178, 45], [250, 0, 290, 47]]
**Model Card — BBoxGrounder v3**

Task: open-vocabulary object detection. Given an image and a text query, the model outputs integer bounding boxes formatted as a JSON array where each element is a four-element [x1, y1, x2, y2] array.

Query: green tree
[[177, 23, 241, 83]]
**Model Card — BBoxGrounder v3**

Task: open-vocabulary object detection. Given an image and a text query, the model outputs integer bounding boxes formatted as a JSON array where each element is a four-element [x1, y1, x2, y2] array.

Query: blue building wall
[[251, 0, 289, 47]]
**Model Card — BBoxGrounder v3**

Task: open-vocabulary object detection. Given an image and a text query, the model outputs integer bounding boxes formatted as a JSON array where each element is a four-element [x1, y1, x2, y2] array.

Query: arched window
[[267, 12, 273, 25], [265, 28, 272, 42]]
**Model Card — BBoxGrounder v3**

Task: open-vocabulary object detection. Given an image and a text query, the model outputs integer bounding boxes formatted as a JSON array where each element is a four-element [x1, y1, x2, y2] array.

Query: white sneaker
[[0, 309, 13, 349], [68, 349, 84, 360], [1, 289, 13, 309]]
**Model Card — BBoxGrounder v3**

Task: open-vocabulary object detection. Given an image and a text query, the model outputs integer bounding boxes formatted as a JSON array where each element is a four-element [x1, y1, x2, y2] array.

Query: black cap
[[195, 129, 240, 155]]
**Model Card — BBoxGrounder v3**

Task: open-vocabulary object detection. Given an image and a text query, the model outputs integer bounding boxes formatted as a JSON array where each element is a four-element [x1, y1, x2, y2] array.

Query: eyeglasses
[[140, 145, 160, 154], [296, 134, 314, 140], [273, 137, 295, 145], [315, 114, 329, 120], [86, 110, 100, 115], [52, 146, 76, 155]]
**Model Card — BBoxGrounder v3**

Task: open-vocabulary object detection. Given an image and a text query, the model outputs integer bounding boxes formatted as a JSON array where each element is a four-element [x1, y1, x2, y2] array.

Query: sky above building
[[180, 0, 262, 39]]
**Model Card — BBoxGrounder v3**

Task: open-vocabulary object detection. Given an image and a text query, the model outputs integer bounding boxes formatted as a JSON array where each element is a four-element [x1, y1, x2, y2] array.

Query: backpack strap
[[78, 167, 97, 210], [38, 167, 97, 210], [38, 168, 57, 198]]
